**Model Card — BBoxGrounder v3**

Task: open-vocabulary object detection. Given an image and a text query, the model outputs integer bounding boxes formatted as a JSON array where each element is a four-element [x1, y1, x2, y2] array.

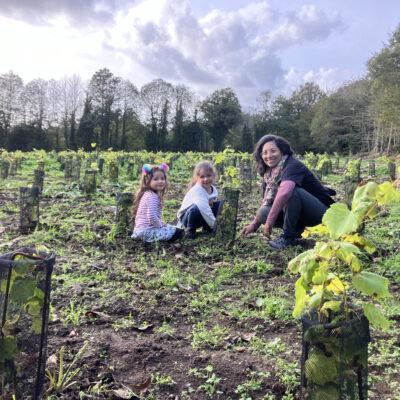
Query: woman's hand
[[263, 223, 272, 237], [241, 223, 257, 237]]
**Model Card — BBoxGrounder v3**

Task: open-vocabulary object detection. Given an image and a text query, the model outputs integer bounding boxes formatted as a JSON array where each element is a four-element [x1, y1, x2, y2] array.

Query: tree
[[77, 96, 96, 151], [171, 84, 194, 151], [0, 71, 23, 147], [200, 88, 242, 151], [140, 79, 173, 151], [310, 80, 371, 154], [367, 25, 400, 152], [115, 79, 139, 150], [88, 68, 121, 149]]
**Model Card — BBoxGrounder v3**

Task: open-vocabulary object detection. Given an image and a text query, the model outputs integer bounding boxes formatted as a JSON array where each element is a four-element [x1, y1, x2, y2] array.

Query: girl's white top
[[177, 183, 218, 228]]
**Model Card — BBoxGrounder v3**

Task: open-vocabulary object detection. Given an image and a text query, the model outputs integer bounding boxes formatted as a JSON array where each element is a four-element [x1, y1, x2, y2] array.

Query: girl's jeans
[[256, 187, 328, 239], [180, 201, 222, 231]]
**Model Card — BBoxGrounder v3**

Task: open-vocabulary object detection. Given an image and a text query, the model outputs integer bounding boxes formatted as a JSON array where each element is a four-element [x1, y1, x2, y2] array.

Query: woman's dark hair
[[253, 134, 293, 176]]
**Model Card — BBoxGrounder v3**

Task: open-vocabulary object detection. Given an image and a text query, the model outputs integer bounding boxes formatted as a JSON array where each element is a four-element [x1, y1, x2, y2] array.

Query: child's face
[[150, 170, 166, 192], [196, 168, 214, 191]]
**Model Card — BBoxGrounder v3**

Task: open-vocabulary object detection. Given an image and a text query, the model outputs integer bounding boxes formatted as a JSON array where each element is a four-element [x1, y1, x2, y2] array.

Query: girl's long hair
[[188, 160, 217, 189], [253, 134, 293, 177], [131, 167, 169, 224]]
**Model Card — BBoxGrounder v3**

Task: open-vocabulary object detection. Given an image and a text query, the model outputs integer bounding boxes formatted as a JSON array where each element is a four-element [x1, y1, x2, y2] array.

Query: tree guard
[[19, 186, 40, 234], [115, 192, 134, 236], [240, 160, 253, 193], [109, 161, 119, 181], [33, 169, 45, 194], [0, 247, 55, 400], [334, 156, 340, 170], [63, 158, 73, 179], [98, 158, 105, 174], [343, 178, 359, 207], [9, 161, 17, 176], [300, 311, 370, 400], [0, 160, 10, 179], [83, 169, 97, 195], [388, 161, 396, 181], [215, 188, 239, 244], [72, 158, 81, 181], [368, 160, 375, 177], [37, 161, 45, 172]]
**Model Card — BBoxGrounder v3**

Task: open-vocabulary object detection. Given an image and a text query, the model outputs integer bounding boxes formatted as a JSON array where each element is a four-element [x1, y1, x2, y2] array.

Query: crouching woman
[[241, 135, 335, 249]]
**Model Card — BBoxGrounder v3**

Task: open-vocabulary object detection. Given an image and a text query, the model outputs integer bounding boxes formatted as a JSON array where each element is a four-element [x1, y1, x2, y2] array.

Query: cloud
[[0, 0, 135, 26], [105, 0, 345, 96], [254, 5, 345, 53], [283, 66, 350, 95]]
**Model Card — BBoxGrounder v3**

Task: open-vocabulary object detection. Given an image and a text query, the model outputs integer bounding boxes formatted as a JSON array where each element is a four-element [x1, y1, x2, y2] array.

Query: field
[[0, 152, 400, 400]]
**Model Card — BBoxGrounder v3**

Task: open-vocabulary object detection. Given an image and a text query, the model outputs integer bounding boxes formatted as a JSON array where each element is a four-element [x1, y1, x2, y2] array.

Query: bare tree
[[0, 71, 24, 138], [140, 79, 173, 150]]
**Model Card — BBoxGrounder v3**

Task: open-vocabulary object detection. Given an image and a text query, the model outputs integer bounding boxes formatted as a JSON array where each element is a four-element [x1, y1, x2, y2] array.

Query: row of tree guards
[[18, 184, 241, 243]]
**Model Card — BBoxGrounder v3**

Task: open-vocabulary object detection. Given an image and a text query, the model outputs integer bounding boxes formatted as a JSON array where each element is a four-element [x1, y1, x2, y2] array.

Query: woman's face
[[261, 140, 283, 168]]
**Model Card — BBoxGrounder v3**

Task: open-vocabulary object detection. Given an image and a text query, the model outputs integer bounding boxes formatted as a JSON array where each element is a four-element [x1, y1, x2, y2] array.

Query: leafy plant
[[46, 342, 88, 393], [289, 181, 400, 397], [189, 365, 222, 397], [290, 181, 400, 326]]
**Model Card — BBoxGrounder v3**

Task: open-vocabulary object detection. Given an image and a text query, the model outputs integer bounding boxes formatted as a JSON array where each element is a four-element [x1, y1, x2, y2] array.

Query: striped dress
[[131, 190, 176, 242]]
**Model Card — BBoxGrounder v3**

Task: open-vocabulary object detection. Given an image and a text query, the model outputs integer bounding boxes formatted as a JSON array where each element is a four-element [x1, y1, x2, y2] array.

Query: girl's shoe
[[168, 228, 185, 242], [185, 228, 196, 239]]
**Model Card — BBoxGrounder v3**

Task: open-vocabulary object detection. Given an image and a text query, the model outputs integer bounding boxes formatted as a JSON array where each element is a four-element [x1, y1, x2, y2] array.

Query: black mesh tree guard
[[215, 188, 239, 244], [0, 247, 55, 400], [300, 311, 370, 400]]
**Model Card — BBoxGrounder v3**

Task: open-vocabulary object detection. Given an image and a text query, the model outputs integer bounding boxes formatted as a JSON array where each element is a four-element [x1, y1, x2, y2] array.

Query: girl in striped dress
[[131, 163, 183, 243]]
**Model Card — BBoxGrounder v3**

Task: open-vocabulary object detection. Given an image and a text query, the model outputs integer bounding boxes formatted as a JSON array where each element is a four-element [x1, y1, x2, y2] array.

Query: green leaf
[[288, 249, 314, 274], [352, 271, 390, 298], [305, 347, 338, 385], [322, 203, 359, 239], [293, 276, 308, 318], [352, 182, 378, 218], [0, 336, 19, 362], [321, 300, 342, 313], [10, 277, 37, 304], [363, 303, 390, 330], [377, 182, 400, 205]]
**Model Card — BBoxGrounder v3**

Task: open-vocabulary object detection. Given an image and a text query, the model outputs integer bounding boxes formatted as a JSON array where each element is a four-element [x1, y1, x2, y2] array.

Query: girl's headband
[[142, 163, 169, 175]]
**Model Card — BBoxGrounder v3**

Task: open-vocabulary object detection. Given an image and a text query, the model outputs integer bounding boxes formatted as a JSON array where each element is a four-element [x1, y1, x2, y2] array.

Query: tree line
[[0, 26, 399, 155]]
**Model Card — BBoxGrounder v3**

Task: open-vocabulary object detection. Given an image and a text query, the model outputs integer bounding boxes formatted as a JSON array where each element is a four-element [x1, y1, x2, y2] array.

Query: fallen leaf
[[112, 388, 136, 399], [131, 377, 151, 394], [242, 332, 256, 342], [133, 323, 153, 332], [86, 310, 112, 321]]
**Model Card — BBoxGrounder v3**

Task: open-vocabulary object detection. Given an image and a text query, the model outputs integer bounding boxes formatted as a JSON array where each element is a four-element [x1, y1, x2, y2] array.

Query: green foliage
[[0, 254, 49, 394], [46, 342, 88, 394], [289, 181, 399, 327]]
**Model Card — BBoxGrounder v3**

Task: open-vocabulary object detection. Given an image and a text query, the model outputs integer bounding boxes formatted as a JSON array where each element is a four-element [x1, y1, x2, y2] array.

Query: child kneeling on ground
[[177, 161, 222, 239], [131, 163, 183, 242]]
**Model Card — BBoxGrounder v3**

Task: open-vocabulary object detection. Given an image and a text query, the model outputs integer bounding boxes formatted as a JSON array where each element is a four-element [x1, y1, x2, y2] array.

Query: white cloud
[[0, 0, 348, 106], [283, 66, 350, 95], [0, 0, 135, 26], [104, 0, 345, 96]]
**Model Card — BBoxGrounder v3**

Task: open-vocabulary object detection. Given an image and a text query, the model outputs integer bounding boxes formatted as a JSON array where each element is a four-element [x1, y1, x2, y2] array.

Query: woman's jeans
[[180, 202, 222, 231], [256, 187, 328, 239]]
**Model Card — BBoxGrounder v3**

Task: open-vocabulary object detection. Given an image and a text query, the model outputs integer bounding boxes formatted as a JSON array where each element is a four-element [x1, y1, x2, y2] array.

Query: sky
[[0, 0, 399, 107]]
